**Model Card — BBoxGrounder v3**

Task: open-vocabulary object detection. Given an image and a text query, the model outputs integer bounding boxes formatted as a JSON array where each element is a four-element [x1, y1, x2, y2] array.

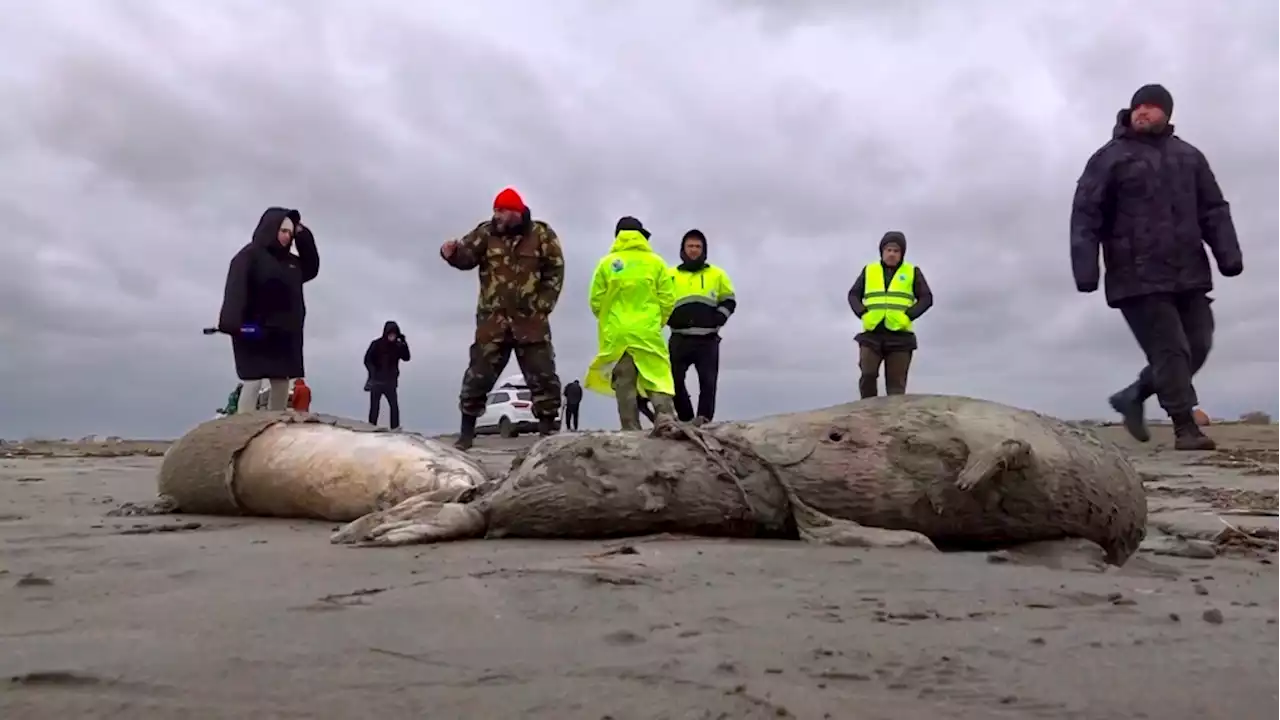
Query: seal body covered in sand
[[334, 395, 1148, 565], [150, 412, 488, 521]]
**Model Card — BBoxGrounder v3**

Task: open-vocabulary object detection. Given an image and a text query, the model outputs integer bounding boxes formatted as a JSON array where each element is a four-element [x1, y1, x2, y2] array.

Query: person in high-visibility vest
[[846, 231, 934, 398], [666, 229, 736, 425]]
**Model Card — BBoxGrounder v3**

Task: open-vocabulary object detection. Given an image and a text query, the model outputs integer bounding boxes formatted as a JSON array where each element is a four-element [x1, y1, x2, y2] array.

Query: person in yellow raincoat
[[585, 217, 677, 430]]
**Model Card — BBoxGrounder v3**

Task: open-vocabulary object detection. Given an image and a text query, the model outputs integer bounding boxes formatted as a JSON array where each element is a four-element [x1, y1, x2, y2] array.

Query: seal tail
[[331, 496, 487, 546]]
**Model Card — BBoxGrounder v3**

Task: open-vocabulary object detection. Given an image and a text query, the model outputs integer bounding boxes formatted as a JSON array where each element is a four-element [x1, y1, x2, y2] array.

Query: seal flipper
[[956, 438, 1033, 491], [331, 496, 486, 546]]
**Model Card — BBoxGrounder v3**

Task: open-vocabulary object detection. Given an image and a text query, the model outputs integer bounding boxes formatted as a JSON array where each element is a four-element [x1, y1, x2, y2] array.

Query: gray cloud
[[0, 0, 1276, 438]]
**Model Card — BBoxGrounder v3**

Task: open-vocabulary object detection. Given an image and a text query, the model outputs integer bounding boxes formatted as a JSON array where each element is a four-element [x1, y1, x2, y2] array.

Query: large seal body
[[156, 412, 488, 521], [334, 395, 1147, 565]]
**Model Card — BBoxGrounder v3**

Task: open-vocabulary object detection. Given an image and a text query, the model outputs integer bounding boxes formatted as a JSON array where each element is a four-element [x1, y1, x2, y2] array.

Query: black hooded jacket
[[1069, 109, 1242, 307], [218, 207, 320, 380], [667, 229, 737, 333], [364, 321, 411, 387], [563, 379, 583, 405]]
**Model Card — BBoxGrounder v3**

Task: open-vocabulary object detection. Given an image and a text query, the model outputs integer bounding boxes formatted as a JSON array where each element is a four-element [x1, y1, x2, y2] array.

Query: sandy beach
[[1, 424, 1276, 719]]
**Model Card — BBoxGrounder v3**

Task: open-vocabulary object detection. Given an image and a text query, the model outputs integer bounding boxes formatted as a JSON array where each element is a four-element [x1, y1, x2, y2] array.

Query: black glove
[[363, 380, 373, 392], [1076, 280, 1099, 293], [1219, 262, 1243, 278]]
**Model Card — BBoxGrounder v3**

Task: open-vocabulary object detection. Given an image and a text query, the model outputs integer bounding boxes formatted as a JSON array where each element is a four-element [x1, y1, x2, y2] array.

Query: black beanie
[[1130, 84, 1173, 117], [615, 216, 650, 240], [879, 230, 906, 254]]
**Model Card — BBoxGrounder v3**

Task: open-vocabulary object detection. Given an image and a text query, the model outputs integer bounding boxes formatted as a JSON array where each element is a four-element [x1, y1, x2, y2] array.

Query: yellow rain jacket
[[585, 230, 676, 397]]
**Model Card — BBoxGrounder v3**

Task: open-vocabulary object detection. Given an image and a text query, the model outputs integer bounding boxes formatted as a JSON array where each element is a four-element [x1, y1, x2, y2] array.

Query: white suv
[[476, 385, 539, 437]]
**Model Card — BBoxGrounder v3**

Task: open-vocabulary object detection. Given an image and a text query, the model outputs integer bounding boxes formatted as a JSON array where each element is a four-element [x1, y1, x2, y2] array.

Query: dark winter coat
[[563, 380, 583, 405], [218, 207, 320, 380], [1070, 110, 1243, 308], [364, 321, 411, 388]]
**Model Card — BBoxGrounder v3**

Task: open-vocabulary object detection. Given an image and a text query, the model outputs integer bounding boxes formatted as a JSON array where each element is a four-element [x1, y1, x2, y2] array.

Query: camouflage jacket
[[446, 219, 565, 344]]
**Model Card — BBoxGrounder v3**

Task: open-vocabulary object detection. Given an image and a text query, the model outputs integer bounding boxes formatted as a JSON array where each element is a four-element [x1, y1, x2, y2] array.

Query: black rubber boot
[[1171, 412, 1216, 451], [538, 416, 556, 437], [1108, 384, 1150, 443], [454, 415, 477, 451]]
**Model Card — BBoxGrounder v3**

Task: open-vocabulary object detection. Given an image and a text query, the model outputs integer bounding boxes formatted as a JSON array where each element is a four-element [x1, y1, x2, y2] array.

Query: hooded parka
[[218, 207, 320, 380]]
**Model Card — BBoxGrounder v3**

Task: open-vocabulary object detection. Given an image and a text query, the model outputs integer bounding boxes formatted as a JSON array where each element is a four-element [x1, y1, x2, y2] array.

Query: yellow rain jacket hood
[[584, 229, 676, 397]]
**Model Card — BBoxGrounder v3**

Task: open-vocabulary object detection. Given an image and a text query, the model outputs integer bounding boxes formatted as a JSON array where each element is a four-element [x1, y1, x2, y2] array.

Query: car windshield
[[516, 391, 532, 401]]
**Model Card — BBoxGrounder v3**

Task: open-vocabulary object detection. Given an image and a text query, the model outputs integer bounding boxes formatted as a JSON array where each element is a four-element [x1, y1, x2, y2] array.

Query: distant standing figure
[[290, 378, 312, 412], [667, 229, 736, 425], [218, 207, 320, 413], [364, 321, 411, 429], [1071, 83, 1242, 451], [847, 231, 933, 398], [563, 379, 583, 431], [440, 188, 565, 450]]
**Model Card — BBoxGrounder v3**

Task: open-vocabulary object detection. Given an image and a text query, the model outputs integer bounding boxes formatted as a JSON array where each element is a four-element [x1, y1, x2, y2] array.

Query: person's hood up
[[610, 229, 654, 254], [383, 320, 401, 337], [1112, 108, 1175, 139], [878, 230, 906, 257], [678, 228, 708, 272], [252, 207, 300, 254]]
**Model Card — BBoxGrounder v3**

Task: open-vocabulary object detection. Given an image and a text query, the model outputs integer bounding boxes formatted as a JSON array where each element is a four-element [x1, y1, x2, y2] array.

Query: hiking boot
[[1108, 385, 1150, 443], [454, 415, 477, 451], [1172, 413, 1216, 451], [538, 416, 556, 436]]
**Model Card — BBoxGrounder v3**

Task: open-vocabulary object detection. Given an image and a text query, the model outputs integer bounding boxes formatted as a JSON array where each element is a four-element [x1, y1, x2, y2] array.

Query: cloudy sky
[[0, 0, 1275, 439]]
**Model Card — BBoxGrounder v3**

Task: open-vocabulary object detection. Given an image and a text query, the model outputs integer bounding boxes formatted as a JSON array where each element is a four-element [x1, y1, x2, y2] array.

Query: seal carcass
[[333, 395, 1148, 565], [144, 412, 488, 521]]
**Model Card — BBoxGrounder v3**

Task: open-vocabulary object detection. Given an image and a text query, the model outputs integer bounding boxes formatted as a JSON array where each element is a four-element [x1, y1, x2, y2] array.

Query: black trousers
[[1118, 291, 1214, 417], [563, 403, 580, 431], [369, 385, 401, 429], [670, 334, 721, 422]]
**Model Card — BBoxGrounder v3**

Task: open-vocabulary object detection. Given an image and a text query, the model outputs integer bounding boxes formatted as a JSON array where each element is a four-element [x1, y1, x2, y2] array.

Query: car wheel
[[498, 416, 517, 438]]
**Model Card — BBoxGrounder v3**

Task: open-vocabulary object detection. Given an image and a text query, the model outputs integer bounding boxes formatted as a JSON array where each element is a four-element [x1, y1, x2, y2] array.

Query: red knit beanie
[[493, 187, 526, 213]]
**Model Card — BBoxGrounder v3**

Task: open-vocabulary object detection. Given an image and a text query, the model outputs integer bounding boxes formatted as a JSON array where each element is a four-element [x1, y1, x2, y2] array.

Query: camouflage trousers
[[611, 352, 674, 431], [459, 337, 561, 419]]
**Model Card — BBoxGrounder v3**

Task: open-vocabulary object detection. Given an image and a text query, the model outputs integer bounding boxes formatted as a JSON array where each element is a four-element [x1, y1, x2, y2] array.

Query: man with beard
[[441, 188, 565, 450], [1071, 83, 1243, 451], [666, 229, 736, 425], [363, 321, 411, 429], [847, 231, 933, 398]]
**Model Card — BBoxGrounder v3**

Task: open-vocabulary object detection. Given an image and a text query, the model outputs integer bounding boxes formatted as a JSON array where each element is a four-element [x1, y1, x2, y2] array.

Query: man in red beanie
[[440, 187, 565, 450]]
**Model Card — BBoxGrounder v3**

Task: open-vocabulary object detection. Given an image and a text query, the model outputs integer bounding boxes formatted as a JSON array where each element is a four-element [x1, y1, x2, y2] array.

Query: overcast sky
[[0, 0, 1275, 439]]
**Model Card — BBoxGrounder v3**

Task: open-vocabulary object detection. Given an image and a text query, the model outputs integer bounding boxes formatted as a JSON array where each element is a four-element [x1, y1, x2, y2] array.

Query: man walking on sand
[[585, 217, 677, 430], [441, 187, 565, 450], [1071, 83, 1242, 451], [847, 231, 934, 398]]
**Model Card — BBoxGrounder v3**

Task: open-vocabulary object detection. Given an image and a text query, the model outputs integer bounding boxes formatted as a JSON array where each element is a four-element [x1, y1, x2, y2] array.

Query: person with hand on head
[[1071, 83, 1242, 451], [666, 228, 736, 426], [847, 231, 933, 399], [364, 321, 411, 429], [585, 217, 677, 430], [218, 207, 319, 413], [440, 187, 565, 450]]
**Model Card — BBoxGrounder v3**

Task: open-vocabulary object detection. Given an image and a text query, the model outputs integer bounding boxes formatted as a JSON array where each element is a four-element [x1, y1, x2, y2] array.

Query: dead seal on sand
[[119, 412, 488, 521], [333, 395, 1148, 565]]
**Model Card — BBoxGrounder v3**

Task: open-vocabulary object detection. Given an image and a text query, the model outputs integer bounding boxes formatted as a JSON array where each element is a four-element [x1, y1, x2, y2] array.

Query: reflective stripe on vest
[[670, 266, 734, 335], [861, 261, 915, 332]]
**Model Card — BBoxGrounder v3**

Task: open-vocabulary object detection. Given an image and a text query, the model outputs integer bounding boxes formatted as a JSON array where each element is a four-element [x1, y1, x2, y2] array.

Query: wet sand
[[1, 425, 1276, 719]]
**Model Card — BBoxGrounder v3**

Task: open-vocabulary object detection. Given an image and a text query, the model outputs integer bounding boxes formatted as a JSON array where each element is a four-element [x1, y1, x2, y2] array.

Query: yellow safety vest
[[861, 262, 916, 332]]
